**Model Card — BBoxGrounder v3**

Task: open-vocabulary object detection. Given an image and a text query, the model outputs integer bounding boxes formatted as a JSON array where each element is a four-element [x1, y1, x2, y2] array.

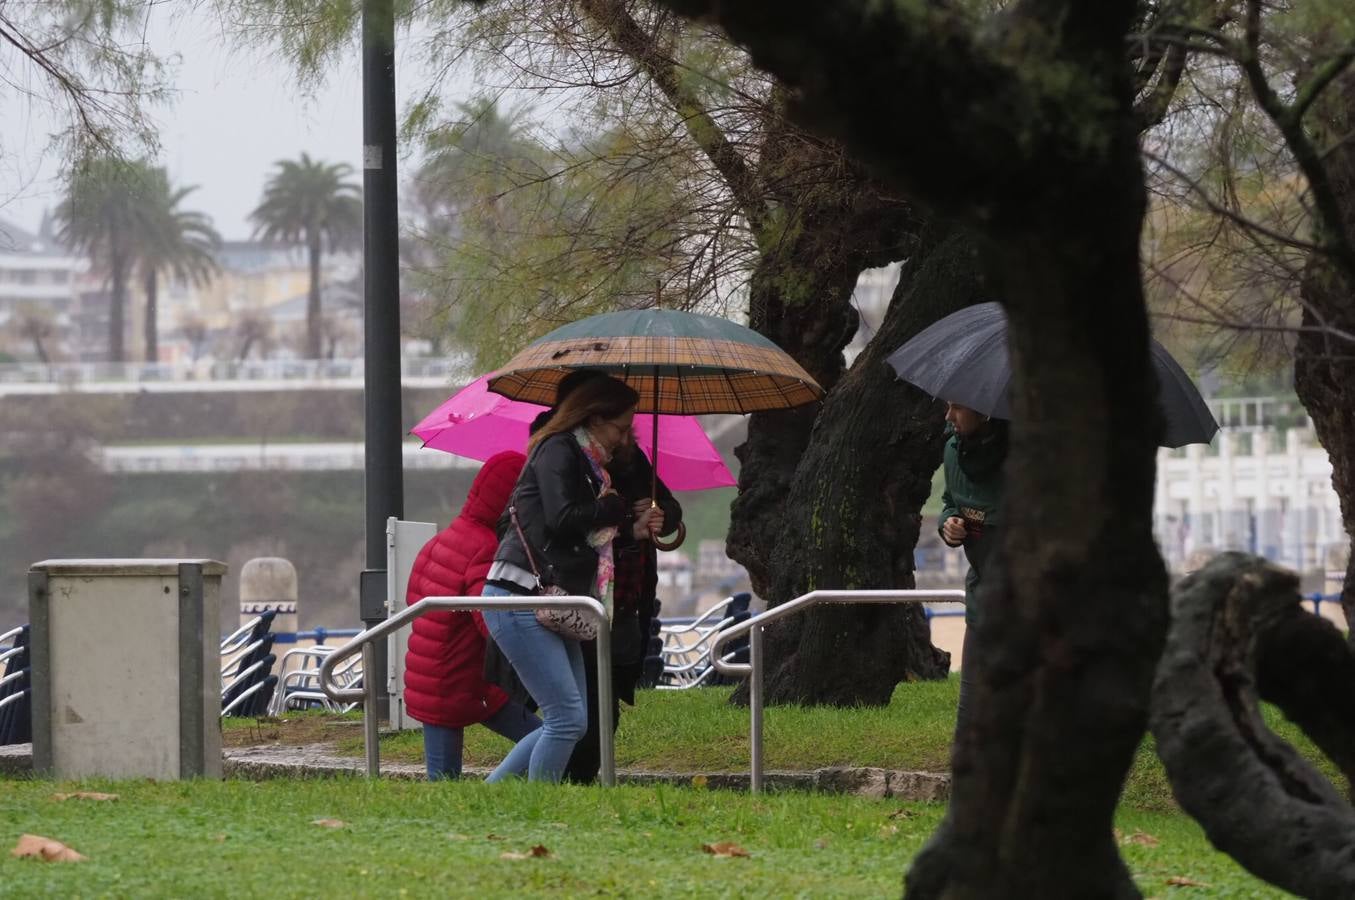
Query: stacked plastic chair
[[0, 624, 31, 745], [220, 611, 279, 717], [656, 592, 753, 689]]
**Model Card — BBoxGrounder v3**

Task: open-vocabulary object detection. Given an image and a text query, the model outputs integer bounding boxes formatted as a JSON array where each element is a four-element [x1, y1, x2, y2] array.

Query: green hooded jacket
[[938, 421, 1007, 624]]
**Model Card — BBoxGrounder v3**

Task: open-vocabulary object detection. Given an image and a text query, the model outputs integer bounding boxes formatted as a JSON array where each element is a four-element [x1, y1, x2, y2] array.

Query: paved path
[[2, 741, 949, 801]]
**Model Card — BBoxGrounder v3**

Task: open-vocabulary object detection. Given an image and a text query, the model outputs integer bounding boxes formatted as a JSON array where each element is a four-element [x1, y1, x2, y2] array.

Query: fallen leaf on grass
[[311, 818, 346, 829], [485, 833, 505, 841], [447, 833, 470, 842], [888, 808, 917, 820], [1166, 876, 1210, 888], [814, 838, 830, 850], [500, 846, 551, 861], [11, 834, 86, 863], [691, 775, 708, 789], [879, 825, 900, 838], [702, 841, 750, 858], [212, 834, 229, 843], [1124, 831, 1159, 847], [51, 791, 118, 802]]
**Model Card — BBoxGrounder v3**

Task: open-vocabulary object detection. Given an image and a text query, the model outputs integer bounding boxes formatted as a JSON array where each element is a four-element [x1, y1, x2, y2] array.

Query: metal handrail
[[319, 595, 613, 784], [656, 649, 741, 690], [0, 624, 26, 646], [708, 588, 966, 792]]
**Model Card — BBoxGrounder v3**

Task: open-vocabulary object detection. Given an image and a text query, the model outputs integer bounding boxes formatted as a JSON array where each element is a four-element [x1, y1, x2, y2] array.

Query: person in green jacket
[[937, 401, 1007, 732]]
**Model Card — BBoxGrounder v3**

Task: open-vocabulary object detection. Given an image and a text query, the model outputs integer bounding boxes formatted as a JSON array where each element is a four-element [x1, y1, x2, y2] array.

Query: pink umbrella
[[412, 375, 736, 492]]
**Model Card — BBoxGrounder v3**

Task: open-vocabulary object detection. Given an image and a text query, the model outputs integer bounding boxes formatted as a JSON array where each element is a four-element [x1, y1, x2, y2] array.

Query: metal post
[[363, 642, 380, 778], [360, 0, 403, 718], [749, 624, 764, 793], [595, 628, 616, 787]]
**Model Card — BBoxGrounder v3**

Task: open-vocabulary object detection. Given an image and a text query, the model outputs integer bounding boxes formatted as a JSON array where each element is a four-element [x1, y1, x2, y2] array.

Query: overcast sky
[[0, 5, 453, 240]]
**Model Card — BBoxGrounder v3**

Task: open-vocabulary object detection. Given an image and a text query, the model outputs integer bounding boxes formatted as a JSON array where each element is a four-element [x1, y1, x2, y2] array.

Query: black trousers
[[562, 638, 626, 784], [954, 622, 979, 740]]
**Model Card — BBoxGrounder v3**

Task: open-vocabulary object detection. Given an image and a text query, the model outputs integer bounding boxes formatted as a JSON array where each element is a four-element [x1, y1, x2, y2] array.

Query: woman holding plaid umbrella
[[481, 375, 649, 783]]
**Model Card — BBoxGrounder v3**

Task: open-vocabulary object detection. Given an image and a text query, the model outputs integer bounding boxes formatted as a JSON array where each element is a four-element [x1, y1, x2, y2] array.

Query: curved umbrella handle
[[653, 521, 686, 552]]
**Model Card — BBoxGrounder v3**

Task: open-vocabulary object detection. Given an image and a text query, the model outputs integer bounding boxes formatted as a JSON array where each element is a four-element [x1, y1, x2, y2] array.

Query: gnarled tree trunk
[[1294, 72, 1355, 644], [1151, 552, 1355, 897], [748, 226, 985, 705]]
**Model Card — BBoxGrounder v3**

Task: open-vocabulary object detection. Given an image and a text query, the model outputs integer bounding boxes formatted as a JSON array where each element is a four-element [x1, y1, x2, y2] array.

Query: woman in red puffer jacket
[[405, 450, 541, 779]]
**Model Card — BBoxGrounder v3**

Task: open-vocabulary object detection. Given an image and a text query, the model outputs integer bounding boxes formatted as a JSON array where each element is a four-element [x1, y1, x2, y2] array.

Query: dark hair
[[528, 368, 610, 437], [556, 368, 608, 404], [527, 375, 639, 453]]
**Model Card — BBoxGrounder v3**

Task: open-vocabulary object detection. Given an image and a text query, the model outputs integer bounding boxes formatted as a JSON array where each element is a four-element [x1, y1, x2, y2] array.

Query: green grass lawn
[[308, 677, 1342, 814], [0, 777, 1290, 898]]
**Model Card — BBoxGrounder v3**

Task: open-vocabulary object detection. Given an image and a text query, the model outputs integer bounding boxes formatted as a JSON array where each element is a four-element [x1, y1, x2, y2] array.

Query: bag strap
[[509, 504, 544, 582], [508, 432, 603, 584]]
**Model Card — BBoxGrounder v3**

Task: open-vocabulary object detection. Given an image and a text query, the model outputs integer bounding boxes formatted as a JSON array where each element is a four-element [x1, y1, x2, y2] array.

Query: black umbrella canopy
[[885, 302, 1219, 448]]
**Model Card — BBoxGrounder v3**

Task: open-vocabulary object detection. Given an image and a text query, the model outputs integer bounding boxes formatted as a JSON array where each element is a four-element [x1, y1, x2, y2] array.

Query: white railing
[[95, 442, 476, 474], [0, 355, 473, 391], [318, 595, 613, 783], [707, 589, 965, 793]]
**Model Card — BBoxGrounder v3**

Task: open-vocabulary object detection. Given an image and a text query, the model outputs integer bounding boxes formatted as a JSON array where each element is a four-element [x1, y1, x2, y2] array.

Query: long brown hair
[[527, 374, 639, 453]]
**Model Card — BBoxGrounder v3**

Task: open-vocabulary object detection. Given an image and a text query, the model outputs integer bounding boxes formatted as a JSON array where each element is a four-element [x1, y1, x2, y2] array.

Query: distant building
[[157, 241, 361, 362], [657, 551, 695, 599], [695, 539, 744, 584], [0, 215, 82, 360]]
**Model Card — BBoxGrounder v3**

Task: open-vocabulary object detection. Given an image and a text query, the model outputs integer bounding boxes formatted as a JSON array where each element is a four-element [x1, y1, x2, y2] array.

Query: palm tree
[[55, 157, 153, 363], [136, 169, 220, 362], [251, 154, 362, 359]]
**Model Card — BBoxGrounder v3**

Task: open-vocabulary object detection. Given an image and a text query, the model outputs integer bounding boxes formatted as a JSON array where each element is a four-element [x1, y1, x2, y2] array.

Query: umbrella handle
[[653, 521, 686, 552]]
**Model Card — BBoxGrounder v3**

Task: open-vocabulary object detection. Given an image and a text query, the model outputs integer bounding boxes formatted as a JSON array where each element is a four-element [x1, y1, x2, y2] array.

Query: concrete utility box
[[28, 559, 227, 780]]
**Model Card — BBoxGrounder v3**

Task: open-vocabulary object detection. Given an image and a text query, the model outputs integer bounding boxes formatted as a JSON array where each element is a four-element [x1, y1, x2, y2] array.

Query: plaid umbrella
[[487, 309, 824, 415], [490, 308, 823, 549]]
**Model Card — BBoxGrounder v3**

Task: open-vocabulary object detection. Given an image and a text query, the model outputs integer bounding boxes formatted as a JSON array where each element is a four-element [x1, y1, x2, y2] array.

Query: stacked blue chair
[[0, 625, 31, 745], [221, 612, 280, 717]]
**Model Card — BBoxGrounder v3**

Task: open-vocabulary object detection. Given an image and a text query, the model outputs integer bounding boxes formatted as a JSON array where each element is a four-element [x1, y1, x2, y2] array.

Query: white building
[[0, 216, 82, 359], [656, 551, 695, 598], [1154, 425, 1345, 577]]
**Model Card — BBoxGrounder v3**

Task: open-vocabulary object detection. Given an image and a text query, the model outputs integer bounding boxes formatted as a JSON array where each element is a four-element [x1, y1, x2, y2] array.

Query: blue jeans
[[481, 586, 588, 783], [422, 701, 541, 781]]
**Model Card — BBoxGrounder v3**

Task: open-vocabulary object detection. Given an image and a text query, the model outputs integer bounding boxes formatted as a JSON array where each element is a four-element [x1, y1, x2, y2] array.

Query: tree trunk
[[725, 242, 859, 595], [1151, 552, 1355, 897], [641, 0, 1169, 892], [1294, 72, 1355, 645], [750, 226, 986, 705], [907, 178, 1165, 898], [144, 267, 159, 363], [306, 232, 323, 360], [108, 233, 127, 364], [26, 321, 50, 365]]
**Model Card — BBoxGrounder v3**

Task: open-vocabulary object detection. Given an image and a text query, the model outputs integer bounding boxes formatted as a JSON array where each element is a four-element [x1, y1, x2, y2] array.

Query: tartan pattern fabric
[[488, 336, 824, 414]]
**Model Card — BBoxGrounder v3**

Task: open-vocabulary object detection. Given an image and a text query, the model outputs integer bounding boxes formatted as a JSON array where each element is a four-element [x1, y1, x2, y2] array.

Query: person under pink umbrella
[[411, 374, 736, 492]]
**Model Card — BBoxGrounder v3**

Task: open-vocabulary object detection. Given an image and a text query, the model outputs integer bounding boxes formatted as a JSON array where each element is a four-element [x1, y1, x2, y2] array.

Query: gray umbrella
[[886, 302, 1219, 448]]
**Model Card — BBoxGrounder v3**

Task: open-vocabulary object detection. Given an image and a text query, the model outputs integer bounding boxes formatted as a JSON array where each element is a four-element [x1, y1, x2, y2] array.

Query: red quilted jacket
[[403, 450, 526, 728]]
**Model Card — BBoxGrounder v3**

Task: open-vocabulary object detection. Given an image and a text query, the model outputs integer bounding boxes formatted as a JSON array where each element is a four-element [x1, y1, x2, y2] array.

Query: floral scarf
[[574, 427, 618, 621]]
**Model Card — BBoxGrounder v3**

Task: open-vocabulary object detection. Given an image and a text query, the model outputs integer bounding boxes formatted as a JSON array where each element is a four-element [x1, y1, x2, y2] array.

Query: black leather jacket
[[495, 432, 628, 597]]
